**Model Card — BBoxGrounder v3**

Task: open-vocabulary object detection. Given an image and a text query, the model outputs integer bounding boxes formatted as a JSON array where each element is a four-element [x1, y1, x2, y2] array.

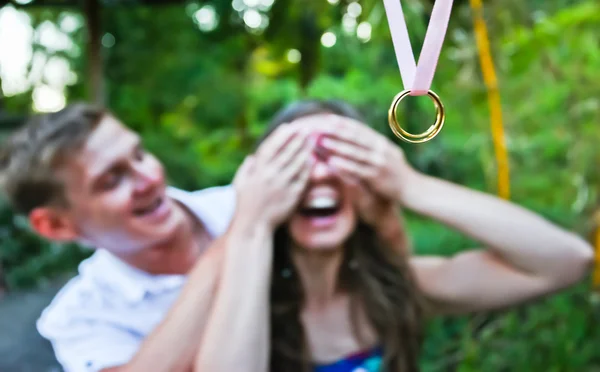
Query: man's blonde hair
[[0, 102, 106, 215]]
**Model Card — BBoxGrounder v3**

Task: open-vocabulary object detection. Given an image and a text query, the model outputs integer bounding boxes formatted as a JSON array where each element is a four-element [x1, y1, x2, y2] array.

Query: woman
[[267, 101, 425, 372], [196, 100, 593, 372]]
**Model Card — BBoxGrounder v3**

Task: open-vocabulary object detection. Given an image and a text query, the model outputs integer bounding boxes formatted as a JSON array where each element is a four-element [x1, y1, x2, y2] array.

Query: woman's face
[[287, 116, 357, 252]]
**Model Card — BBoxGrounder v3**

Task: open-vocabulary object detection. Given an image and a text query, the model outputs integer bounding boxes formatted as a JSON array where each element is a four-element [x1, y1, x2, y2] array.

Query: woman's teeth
[[305, 196, 338, 209], [300, 196, 340, 217]]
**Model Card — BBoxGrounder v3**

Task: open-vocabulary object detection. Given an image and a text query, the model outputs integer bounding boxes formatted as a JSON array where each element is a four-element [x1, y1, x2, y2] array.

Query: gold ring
[[388, 90, 445, 144]]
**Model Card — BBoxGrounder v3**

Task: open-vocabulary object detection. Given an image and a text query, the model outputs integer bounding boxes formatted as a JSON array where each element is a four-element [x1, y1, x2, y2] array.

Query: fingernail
[[321, 138, 333, 148], [316, 134, 325, 146]]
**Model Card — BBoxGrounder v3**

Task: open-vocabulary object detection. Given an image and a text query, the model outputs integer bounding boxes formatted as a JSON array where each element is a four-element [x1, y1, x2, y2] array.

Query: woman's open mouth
[[299, 195, 340, 218], [298, 192, 343, 228]]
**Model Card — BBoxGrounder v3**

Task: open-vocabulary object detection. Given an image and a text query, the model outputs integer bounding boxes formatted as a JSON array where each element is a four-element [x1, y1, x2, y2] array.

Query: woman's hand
[[197, 125, 316, 372], [317, 116, 416, 204], [233, 124, 315, 230], [343, 175, 411, 255], [346, 178, 395, 227]]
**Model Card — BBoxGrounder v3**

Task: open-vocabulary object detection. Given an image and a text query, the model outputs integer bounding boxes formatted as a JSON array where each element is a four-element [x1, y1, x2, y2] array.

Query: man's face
[[48, 115, 185, 255]]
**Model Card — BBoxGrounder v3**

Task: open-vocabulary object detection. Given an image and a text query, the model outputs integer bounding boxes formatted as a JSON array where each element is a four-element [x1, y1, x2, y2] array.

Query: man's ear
[[29, 207, 78, 242]]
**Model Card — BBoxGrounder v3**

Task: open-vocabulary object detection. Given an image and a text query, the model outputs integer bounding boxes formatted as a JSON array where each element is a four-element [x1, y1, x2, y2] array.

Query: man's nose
[[132, 161, 160, 193]]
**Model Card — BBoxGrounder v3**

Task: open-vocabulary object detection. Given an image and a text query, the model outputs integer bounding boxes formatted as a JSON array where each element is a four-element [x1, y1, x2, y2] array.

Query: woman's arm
[[401, 170, 593, 314], [194, 123, 314, 371], [194, 217, 273, 372], [318, 117, 593, 315]]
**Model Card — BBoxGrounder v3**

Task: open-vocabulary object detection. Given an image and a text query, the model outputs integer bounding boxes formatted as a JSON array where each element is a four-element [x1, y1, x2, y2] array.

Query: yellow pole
[[469, 0, 510, 200], [592, 212, 600, 287]]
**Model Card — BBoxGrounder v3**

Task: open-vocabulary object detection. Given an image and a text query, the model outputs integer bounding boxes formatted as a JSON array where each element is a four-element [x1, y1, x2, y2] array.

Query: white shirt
[[36, 185, 236, 372]]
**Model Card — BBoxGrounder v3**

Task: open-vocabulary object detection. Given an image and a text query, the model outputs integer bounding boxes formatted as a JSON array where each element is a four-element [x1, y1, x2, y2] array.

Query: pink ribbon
[[382, 0, 454, 96]]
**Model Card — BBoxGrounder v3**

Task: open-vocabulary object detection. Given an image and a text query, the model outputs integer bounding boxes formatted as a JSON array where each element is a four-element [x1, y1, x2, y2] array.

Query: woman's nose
[[310, 158, 335, 181]]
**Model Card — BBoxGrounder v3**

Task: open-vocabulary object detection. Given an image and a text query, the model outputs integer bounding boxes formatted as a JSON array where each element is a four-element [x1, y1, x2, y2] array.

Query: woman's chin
[[293, 234, 348, 253], [289, 207, 356, 252]]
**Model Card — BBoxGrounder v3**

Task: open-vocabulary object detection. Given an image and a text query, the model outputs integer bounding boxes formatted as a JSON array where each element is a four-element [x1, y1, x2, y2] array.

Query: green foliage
[[2, 0, 600, 369]]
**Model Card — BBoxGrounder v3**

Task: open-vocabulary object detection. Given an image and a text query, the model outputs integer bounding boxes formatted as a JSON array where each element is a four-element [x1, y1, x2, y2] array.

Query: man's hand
[[233, 124, 315, 230]]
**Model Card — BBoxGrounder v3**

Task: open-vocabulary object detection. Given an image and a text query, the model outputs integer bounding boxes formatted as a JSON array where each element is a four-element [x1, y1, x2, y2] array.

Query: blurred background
[[0, 0, 599, 370]]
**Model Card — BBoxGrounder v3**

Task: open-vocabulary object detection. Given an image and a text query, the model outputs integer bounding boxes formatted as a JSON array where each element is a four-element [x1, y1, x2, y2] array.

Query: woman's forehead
[[290, 113, 341, 133]]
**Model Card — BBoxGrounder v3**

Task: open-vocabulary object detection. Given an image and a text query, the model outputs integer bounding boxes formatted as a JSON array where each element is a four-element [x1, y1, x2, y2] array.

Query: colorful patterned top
[[313, 347, 383, 372]]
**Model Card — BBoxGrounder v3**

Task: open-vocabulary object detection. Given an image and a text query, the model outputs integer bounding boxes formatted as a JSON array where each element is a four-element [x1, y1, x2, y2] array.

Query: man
[[0, 102, 316, 372]]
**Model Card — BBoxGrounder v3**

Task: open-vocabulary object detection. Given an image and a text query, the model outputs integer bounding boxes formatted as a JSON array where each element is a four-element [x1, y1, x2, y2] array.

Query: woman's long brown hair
[[263, 100, 426, 372]]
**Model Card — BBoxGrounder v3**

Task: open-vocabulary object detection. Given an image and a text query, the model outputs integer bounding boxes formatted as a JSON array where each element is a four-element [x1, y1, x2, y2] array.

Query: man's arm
[[101, 213, 274, 372], [401, 171, 593, 315], [37, 239, 227, 372], [100, 236, 226, 372], [104, 217, 274, 372]]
